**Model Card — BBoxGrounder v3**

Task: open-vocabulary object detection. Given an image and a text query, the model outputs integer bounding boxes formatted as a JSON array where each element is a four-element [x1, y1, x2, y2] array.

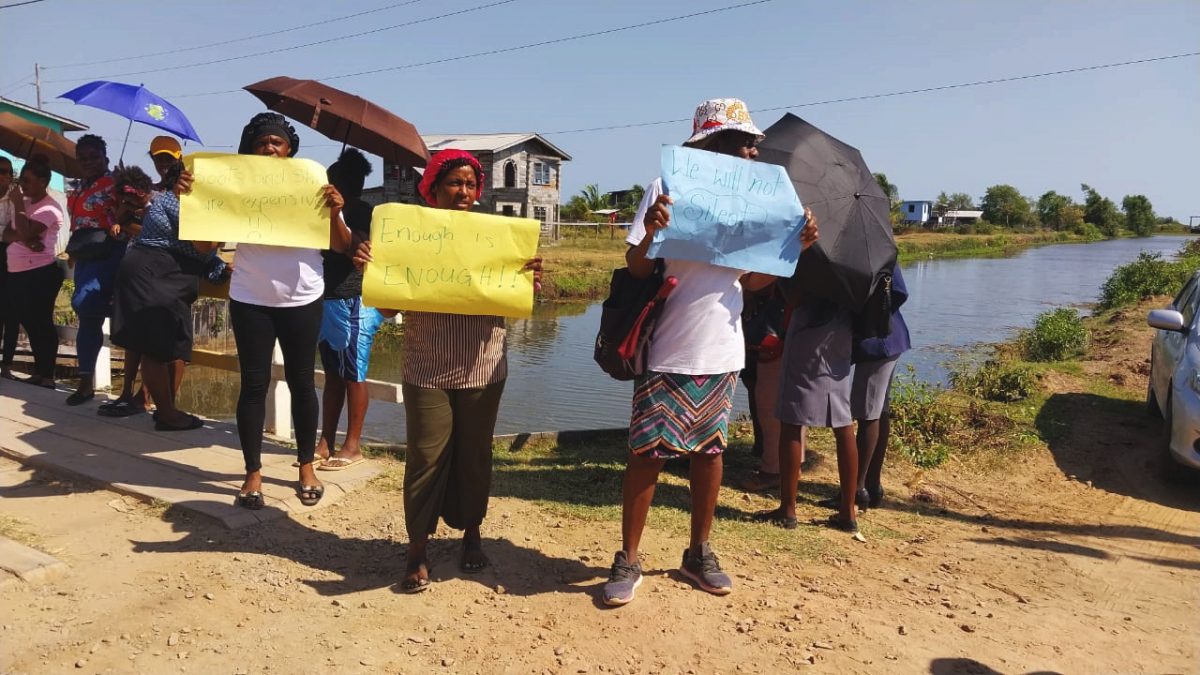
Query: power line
[[0, 0, 48, 9], [46, 0, 433, 70], [167, 0, 778, 98], [44, 0, 521, 84], [0, 77, 33, 96], [542, 51, 1200, 135]]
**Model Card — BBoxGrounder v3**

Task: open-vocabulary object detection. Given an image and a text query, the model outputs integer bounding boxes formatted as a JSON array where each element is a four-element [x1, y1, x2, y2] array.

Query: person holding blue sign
[[604, 99, 817, 607]]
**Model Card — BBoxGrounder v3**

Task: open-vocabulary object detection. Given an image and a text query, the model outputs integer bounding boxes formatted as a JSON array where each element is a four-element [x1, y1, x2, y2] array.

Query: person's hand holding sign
[[524, 257, 543, 294], [625, 193, 673, 280], [799, 205, 818, 251]]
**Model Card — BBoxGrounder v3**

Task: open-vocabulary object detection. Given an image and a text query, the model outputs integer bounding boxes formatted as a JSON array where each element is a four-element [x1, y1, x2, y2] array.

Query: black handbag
[[593, 259, 677, 381], [65, 228, 117, 261]]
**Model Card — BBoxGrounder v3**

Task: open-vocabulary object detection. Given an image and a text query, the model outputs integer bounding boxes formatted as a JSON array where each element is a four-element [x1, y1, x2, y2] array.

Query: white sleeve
[[625, 177, 663, 246]]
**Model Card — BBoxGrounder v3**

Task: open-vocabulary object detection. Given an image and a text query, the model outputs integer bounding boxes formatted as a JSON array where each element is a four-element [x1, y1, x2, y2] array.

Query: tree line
[[873, 173, 1171, 237], [559, 175, 1171, 238]]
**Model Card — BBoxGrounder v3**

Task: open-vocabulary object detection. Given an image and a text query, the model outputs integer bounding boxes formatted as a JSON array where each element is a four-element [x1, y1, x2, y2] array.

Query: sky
[[1, 0, 1197, 219]]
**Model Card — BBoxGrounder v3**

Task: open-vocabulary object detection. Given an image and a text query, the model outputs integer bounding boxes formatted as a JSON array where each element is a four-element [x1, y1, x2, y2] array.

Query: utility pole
[[34, 62, 42, 109]]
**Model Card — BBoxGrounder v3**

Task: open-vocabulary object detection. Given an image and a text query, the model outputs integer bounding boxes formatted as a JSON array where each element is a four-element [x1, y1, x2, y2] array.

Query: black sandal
[[235, 491, 265, 510], [401, 560, 431, 593], [825, 514, 860, 534], [297, 484, 324, 507], [66, 390, 94, 406], [460, 542, 490, 573], [752, 507, 798, 530]]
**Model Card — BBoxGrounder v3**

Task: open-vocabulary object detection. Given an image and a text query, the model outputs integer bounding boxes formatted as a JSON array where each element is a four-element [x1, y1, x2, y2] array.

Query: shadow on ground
[[1034, 391, 1200, 512]]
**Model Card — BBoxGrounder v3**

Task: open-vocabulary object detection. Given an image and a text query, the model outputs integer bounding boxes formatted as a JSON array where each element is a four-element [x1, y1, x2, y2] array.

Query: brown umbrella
[[243, 76, 429, 167], [0, 112, 83, 178]]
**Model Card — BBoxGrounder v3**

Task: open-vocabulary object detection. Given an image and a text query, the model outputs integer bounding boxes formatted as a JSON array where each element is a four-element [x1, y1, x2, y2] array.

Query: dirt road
[[1, 306, 1196, 674]]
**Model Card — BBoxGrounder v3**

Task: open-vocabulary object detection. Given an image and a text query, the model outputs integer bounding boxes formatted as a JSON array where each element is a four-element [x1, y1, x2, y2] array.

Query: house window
[[503, 161, 516, 188], [532, 162, 551, 185], [907, 204, 915, 213], [501, 205, 514, 217], [533, 206, 547, 223]]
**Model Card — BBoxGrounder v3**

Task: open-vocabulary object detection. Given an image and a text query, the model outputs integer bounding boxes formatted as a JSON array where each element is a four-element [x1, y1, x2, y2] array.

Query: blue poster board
[[649, 145, 804, 276]]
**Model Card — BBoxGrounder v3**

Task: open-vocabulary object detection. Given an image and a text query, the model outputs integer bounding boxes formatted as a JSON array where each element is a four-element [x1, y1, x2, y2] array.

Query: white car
[[1147, 272, 1200, 472]]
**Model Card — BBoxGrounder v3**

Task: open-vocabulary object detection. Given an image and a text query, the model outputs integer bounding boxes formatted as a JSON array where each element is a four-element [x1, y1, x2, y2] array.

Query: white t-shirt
[[229, 243, 324, 308], [626, 178, 747, 375]]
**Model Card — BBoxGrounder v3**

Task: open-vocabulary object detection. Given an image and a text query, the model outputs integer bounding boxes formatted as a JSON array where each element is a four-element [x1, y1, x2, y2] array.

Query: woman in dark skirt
[[110, 165, 226, 431]]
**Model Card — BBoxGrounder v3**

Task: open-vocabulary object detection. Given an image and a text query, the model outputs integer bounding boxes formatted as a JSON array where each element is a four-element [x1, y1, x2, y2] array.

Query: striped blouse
[[402, 311, 507, 389]]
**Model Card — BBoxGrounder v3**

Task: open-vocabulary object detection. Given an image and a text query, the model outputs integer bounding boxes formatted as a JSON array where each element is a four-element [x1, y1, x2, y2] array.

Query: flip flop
[[317, 456, 366, 471], [297, 484, 324, 507], [155, 414, 204, 432], [460, 540, 490, 573], [66, 390, 95, 406], [235, 491, 265, 510], [292, 456, 328, 468], [401, 561, 431, 593], [751, 507, 798, 530], [98, 400, 144, 417], [739, 471, 781, 493]]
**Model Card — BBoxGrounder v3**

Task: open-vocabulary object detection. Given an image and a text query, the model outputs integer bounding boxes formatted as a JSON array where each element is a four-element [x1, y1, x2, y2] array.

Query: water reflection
[[179, 235, 1194, 440]]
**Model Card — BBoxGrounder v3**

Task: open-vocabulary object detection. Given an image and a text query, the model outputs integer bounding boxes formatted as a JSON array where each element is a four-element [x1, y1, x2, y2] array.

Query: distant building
[[938, 209, 983, 226], [606, 189, 640, 211], [900, 199, 984, 228], [382, 133, 571, 226], [900, 200, 933, 225]]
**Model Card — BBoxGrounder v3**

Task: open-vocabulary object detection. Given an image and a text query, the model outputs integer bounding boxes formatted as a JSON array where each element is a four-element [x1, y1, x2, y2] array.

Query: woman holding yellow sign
[[181, 112, 352, 510], [353, 149, 542, 593]]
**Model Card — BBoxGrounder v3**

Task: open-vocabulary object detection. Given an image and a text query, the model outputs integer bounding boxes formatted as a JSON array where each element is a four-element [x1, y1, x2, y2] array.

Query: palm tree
[[580, 183, 610, 212]]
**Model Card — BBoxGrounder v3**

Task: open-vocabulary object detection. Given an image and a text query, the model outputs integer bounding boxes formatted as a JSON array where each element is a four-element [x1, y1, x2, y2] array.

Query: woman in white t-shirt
[[186, 113, 351, 510], [603, 99, 817, 607]]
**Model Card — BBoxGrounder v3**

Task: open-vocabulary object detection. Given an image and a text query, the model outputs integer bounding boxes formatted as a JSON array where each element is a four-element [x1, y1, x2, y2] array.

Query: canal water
[[178, 235, 1193, 441]]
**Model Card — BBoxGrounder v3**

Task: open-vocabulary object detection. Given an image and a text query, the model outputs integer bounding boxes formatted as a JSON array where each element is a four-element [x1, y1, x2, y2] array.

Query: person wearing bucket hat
[[603, 98, 818, 607]]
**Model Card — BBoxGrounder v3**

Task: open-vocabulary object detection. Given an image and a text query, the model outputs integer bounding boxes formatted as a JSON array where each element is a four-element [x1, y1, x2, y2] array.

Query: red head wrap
[[418, 149, 485, 207]]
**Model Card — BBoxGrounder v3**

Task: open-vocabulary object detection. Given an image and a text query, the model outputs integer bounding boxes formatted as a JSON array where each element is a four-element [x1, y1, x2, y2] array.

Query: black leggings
[[6, 263, 64, 378], [229, 298, 323, 472]]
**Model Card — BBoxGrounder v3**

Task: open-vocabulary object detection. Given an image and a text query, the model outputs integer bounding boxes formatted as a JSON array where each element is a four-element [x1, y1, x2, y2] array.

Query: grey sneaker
[[680, 542, 733, 595], [603, 551, 643, 606]]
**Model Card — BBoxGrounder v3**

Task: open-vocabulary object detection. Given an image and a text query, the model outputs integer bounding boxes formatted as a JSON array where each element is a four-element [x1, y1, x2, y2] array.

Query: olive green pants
[[402, 380, 506, 540]]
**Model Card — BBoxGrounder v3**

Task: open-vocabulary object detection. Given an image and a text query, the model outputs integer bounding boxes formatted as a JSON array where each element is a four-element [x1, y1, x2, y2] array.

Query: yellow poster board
[[179, 153, 330, 249], [362, 203, 540, 318]]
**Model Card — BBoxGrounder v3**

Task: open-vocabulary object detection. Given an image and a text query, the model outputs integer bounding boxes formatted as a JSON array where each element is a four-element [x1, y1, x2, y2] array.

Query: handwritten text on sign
[[361, 203, 539, 318], [650, 145, 805, 276], [179, 153, 330, 249]]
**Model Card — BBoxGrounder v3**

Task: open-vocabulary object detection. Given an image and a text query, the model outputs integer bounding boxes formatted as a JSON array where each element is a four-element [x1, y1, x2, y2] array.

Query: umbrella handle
[[118, 117, 133, 164]]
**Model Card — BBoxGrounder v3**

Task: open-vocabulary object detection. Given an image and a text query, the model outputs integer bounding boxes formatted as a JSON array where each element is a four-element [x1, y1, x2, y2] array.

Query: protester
[[739, 282, 796, 492], [352, 148, 543, 593], [852, 266, 911, 508], [0, 156, 16, 380], [110, 163, 225, 432], [65, 134, 123, 406], [756, 294, 861, 534], [604, 99, 817, 606], [100, 136, 188, 418], [2, 156, 64, 388], [315, 149, 381, 471], [184, 112, 350, 509]]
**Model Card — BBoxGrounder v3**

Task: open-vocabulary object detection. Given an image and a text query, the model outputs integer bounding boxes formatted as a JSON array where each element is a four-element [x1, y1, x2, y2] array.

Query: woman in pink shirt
[[3, 155, 64, 387]]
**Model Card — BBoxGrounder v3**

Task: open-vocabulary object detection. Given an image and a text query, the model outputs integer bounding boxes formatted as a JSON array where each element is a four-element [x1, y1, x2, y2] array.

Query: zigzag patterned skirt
[[629, 371, 738, 459]]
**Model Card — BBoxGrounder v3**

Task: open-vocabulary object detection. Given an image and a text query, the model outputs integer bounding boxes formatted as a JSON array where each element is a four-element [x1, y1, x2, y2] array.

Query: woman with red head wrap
[[355, 149, 542, 593]]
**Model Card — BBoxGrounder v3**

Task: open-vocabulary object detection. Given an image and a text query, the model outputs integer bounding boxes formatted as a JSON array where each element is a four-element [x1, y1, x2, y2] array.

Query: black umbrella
[[757, 113, 897, 313]]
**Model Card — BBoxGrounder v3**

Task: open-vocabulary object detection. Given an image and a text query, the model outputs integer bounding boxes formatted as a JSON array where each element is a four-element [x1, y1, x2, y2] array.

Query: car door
[[1156, 276, 1198, 402]]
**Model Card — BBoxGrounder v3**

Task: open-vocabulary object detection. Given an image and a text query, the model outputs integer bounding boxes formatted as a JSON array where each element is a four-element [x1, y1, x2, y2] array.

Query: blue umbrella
[[58, 80, 202, 161]]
